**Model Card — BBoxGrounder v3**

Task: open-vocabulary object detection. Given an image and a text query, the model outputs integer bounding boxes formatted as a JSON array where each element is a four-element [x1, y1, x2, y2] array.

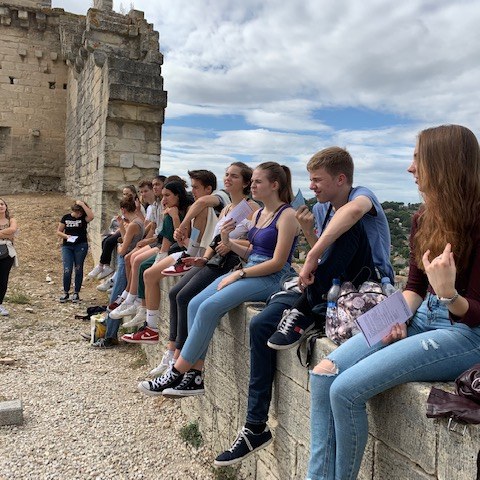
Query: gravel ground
[[0, 193, 216, 480]]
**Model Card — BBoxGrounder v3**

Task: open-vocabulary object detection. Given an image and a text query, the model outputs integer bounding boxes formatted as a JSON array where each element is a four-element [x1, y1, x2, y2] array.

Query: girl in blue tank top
[[138, 162, 300, 398]]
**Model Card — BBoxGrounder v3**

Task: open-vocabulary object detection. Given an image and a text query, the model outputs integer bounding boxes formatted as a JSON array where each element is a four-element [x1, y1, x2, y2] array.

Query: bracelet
[[202, 257, 209, 263]]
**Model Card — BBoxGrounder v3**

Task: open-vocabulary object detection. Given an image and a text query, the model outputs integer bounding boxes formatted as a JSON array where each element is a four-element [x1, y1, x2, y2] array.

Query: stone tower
[[0, 0, 167, 257]]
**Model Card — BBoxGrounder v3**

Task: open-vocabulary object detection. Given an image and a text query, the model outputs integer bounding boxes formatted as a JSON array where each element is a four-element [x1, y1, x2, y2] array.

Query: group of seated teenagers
[[85, 124, 480, 479]]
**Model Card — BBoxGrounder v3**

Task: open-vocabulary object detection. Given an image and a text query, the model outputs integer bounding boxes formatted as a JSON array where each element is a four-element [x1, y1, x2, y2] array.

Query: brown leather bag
[[426, 363, 480, 425]]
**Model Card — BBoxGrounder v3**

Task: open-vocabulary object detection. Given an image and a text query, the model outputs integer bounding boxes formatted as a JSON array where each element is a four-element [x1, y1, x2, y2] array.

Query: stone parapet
[[142, 278, 480, 479]]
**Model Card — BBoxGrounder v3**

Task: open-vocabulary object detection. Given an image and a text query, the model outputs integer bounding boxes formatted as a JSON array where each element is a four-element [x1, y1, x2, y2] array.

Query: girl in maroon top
[[306, 125, 480, 480]]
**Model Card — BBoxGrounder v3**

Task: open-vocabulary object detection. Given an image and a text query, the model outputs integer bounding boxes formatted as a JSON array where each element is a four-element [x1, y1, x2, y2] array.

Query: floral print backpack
[[326, 280, 386, 345]]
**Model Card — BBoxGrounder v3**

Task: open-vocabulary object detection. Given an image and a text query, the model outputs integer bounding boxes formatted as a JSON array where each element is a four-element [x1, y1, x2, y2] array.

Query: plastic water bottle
[[381, 277, 397, 296], [325, 278, 341, 326]]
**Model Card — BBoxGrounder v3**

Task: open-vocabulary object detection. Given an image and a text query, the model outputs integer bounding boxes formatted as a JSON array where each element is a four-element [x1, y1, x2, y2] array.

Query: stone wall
[[0, 1, 167, 260], [0, 3, 68, 192], [142, 278, 480, 480]]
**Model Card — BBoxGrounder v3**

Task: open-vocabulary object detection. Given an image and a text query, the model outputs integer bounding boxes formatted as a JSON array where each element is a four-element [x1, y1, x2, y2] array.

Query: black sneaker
[[71, 293, 80, 303], [137, 368, 183, 397], [162, 369, 205, 398], [60, 292, 70, 303], [214, 426, 273, 467], [267, 308, 315, 350]]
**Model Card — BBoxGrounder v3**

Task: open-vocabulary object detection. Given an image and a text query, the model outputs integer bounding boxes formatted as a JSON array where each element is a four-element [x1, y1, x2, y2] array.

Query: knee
[[312, 359, 338, 376]]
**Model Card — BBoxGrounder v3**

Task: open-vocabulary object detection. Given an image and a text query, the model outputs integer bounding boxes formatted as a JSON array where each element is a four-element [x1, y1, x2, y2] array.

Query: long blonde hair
[[414, 125, 480, 272]]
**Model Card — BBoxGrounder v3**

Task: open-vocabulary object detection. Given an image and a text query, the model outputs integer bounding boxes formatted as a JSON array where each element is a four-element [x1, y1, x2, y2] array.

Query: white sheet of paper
[[290, 189, 306, 210], [225, 199, 253, 224], [355, 291, 412, 347], [67, 236, 78, 243]]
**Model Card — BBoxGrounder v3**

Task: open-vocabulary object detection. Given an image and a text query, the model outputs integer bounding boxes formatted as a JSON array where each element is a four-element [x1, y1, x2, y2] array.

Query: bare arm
[[295, 205, 317, 248], [0, 218, 17, 240], [176, 195, 222, 238], [309, 196, 373, 262], [118, 222, 141, 257], [56, 222, 69, 240], [299, 196, 374, 289], [76, 200, 94, 222]]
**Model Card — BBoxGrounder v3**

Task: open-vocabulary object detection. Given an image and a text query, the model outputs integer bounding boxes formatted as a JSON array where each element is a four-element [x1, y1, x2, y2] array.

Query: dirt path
[[0, 193, 216, 480]]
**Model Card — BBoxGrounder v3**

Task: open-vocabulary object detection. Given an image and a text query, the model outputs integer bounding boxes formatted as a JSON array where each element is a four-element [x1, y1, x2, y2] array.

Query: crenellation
[[1, 1, 166, 260]]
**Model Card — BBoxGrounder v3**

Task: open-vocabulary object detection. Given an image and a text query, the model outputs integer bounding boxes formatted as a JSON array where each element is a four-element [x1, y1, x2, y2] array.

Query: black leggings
[[100, 231, 121, 265], [0, 255, 15, 304]]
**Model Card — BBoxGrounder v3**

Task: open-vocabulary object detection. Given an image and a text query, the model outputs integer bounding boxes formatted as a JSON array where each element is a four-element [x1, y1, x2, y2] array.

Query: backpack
[[326, 281, 386, 345]]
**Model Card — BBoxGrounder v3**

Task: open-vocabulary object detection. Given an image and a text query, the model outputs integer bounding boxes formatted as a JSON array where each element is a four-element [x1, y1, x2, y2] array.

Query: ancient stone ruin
[[0, 0, 167, 255]]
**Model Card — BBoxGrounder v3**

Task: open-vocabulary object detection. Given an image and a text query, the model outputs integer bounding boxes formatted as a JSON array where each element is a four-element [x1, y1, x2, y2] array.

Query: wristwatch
[[438, 290, 459, 306], [239, 269, 246, 279]]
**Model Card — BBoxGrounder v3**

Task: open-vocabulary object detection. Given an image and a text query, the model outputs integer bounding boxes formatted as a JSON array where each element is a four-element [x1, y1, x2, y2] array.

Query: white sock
[[125, 293, 137, 305], [98, 264, 105, 270], [146, 309, 159, 329], [120, 290, 129, 300]]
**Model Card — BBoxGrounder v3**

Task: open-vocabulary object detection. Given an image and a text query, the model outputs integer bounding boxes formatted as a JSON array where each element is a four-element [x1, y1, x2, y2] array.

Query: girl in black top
[[56, 200, 94, 303]]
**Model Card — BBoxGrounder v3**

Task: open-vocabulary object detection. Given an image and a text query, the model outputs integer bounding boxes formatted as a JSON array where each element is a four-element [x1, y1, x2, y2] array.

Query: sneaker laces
[[150, 368, 179, 389], [174, 370, 196, 389], [277, 309, 301, 335], [228, 428, 253, 453]]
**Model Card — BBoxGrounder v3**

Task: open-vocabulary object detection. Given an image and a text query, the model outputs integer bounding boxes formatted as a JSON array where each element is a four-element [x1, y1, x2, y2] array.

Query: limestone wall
[[0, 4, 68, 192], [142, 278, 480, 480], [0, 1, 167, 261], [62, 8, 167, 259]]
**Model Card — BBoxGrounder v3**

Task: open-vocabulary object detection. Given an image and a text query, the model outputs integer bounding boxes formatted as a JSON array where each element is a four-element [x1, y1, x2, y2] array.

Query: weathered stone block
[[0, 399, 24, 426], [119, 153, 133, 168], [373, 441, 435, 480], [437, 418, 479, 480], [369, 382, 437, 474]]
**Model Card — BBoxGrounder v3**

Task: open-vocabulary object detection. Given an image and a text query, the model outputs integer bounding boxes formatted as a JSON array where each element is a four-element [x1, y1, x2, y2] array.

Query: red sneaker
[[121, 326, 159, 344], [108, 296, 124, 311], [162, 263, 193, 276]]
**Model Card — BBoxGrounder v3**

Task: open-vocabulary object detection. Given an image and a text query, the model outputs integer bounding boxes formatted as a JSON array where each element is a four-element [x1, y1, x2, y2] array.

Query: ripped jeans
[[307, 294, 480, 480], [61, 242, 88, 293]]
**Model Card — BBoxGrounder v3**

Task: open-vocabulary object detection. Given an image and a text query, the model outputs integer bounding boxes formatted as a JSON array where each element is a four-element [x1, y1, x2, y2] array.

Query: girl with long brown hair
[[306, 124, 480, 480]]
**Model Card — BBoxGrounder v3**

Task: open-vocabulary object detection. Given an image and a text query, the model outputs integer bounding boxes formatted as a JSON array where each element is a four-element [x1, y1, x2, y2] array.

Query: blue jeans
[[247, 221, 374, 425], [61, 242, 88, 293], [105, 254, 127, 339], [182, 254, 295, 364], [307, 294, 480, 480]]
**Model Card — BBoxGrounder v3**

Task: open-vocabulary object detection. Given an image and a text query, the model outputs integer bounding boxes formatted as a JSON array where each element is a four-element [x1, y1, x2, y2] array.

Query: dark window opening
[[0, 127, 12, 153], [49, 82, 56, 89], [9, 77, 15, 84], [63, 83, 67, 90]]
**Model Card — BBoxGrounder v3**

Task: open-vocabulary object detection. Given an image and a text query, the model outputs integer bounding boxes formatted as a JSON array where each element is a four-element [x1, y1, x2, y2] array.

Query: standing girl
[[0, 198, 18, 316], [57, 200, 94, 303]]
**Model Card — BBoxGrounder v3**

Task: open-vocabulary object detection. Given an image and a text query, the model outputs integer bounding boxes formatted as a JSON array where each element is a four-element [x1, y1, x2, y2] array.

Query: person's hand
[[174, 225, 187, 243], [295, 205, 315, 235], [422, 243, 457, 298], [165, 206, 179, 218], [220, 219, 236, 244], [215, 242, 230, 256], [75, 200, 85, 206], [298, 255, 318, 291], [182, 256, 207, 267], [382, 322, 407, 345], [217, 271, 241, 290], [116, 215, 124, 225]]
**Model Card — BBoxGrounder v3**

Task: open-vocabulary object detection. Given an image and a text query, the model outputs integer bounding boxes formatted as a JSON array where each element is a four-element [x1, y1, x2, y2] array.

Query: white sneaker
[[97, 277, 114, 292], [97, 265, 114, 280], [87, 265, 103, 279], [149, 350, 175, 377], [109, 302, 134, 319], [0, 305, 9, 316], [122, 307, 147, 328]]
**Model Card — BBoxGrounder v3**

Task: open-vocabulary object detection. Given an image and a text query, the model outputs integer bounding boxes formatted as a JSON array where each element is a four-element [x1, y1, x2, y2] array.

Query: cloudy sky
[[53, 0, 480, 203]]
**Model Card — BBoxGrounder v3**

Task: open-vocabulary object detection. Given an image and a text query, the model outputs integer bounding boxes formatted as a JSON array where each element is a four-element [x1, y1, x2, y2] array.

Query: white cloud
[[54, 0, 480, 202]]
